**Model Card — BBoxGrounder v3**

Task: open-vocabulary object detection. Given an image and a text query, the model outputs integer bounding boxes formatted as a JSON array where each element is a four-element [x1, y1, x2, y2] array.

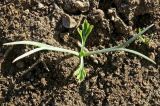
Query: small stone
[[90, 8, 105, 22], [62, 14, 77, 28], [148, 41, 157, 50], [99, 71, 105, 77], [24, 9, 29, 15], [75, 1, 90, 12], [32, 93, 38, 98], [63, 86, 67, 89], [98, 82, 103, 89], [68, 83, 76, 88], [93, 8, 104, 19], [90, 76, 98, 84], [27, 85, 35, 90], [38, 2, 44, 9], [93, 59, 99, 64], [60, 33, 69, 43], [142, 80, 148, 86], [40, 78, 47, 86], [118, 51, 125, 56], [149, 52, 155, 61]]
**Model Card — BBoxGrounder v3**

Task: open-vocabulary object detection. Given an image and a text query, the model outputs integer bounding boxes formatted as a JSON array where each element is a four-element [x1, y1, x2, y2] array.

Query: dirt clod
[[75, 1, 90, 13]]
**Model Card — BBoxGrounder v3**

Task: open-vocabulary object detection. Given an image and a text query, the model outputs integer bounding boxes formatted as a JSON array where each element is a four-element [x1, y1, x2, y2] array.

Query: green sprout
[[137, 28, 152, 45], [3, 19, 156, 83]]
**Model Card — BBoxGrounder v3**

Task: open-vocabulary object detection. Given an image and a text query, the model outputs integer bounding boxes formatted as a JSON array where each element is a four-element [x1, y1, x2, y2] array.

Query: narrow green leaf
[[3, 41, 48, 47], [86, 48, 156, 64], [3, 41, 79, 56], [119, 24, 154, 48], [13, 48, 44, 63]]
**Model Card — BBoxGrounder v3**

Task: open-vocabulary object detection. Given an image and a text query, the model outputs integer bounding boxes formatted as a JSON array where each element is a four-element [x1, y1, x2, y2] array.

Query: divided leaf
[[84, 24, 94, 43], [74, 57, 86, 82], [78, 19, 94, 46], [74, 67, 86, 83]]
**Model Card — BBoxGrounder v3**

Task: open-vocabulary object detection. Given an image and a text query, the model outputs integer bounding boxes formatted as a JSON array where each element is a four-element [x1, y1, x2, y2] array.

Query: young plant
[[137, 28, 152, 45], [3, 19, 156, 83]]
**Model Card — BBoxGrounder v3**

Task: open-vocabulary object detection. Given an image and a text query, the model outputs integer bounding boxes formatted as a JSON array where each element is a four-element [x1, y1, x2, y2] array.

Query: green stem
[[80, 56, 84, 68]]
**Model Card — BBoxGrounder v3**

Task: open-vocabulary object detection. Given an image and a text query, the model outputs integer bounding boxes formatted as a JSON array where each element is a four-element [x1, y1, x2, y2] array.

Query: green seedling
[[3, 19, 156, 83], [137, 28, 152, 45]]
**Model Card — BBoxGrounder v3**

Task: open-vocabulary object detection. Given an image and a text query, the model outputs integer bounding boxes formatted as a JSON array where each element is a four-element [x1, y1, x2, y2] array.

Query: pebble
[[98, 82, 103, 89], [149, 52, 155, 61], [40, 78, 47, 86], [93, 59, 99, 64], [24, 9, 29, 15], [38, 2, 45, 9], [90, 8, 105, 22], [93, 8, 104, 19], [99, 71, 105, 77], [60, 33, 69, 43], [148, 41, 157, 50], [75, 1, 90, 12], [27, 85, 35, 90], [62, 14, 77, 28], [90, 76, 98, 84]]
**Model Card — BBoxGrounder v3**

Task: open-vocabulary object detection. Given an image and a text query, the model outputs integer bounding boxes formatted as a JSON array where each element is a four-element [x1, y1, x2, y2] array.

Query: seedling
[[3, 19, 156, 82], [137, 28, 152, 45]]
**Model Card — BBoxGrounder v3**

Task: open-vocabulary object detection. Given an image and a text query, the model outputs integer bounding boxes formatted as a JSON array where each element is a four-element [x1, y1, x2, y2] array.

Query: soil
[[0, 0, 160, 105]]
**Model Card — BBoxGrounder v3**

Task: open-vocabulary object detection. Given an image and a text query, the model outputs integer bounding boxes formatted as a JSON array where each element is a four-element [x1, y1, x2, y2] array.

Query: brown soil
[[0, 0, 160, 105]]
